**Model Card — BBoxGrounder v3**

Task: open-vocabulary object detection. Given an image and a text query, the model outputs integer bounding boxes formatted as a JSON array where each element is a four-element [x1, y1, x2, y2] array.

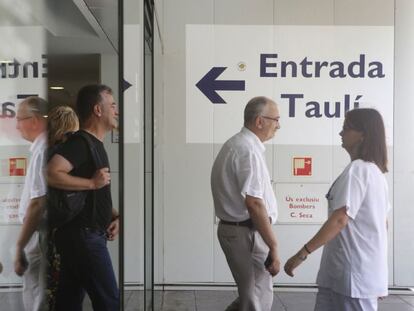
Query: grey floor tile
[[378, 295, 414, 311], [124, 290, 162, 311], [277, 292, 317, 311], [125, 290, 144, 311], [154, 290, 163, 311], [83, 290, 140, 311], [0, 291, 24, 311], [194, 290, 237, 311], [1, 289, 412, 311], [161, 291, 196, 311], [271, 293, 287, 311], [400, 295, 414, 307], [123, 290, 134, 304], [379, 295, 407, 303], [83, 291, 135, 310], [379, 302, 414, 311]]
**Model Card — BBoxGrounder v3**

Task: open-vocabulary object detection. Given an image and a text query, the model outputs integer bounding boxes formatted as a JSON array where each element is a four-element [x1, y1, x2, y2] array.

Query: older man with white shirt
[[211, 96, 281, 311], [14, 96, 48, 311]]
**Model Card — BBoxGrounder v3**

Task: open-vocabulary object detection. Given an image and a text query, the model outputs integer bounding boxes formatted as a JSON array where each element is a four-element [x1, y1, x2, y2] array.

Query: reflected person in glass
[[47, 85, 120, 311], [46, 105, 79, 310], [14, 96, 48, 311]]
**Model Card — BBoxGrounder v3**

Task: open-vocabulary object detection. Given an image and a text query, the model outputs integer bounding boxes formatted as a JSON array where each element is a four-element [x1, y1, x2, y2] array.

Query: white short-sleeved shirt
[[211, 127, 278, 223], [18, 133, 47, 223], [316, 159, 391, 298]]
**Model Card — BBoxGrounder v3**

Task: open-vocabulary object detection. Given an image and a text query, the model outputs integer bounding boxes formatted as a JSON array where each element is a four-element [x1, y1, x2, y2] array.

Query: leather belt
[[219, 217, 272, 230], [220, 218, 254, 229]]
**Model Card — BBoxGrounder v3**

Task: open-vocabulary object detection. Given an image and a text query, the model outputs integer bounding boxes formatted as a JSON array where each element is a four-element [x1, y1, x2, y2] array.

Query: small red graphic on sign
[[9, 158, 26, 176], [293, 157, 312, 176]]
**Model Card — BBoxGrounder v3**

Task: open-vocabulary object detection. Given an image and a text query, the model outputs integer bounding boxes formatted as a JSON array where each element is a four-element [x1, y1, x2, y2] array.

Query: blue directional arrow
[[196, 67, 245, 104], [122, 79, 132, 92]]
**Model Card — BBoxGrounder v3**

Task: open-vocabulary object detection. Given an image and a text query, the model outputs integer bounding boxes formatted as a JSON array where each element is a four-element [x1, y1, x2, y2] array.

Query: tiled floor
[[1, 290, 414, 310]]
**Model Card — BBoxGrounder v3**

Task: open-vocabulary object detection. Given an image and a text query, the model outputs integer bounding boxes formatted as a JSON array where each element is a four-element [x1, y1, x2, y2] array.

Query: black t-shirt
[[56, 130, 112, 230]]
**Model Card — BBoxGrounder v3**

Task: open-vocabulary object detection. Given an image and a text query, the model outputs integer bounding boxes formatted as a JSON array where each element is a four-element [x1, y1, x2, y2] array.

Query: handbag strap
[[76, 130, 103, 228]]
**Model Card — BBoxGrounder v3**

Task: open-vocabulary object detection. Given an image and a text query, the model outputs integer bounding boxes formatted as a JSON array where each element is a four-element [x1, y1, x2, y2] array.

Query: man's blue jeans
[[55, 227, 119, 311]]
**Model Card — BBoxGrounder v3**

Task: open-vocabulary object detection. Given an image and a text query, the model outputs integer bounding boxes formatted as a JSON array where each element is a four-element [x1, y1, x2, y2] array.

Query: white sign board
[[186, 25, 394, 145], [0, 26, 46, 286], [0, 183, 23, 224], [275, 183, 329, 224]]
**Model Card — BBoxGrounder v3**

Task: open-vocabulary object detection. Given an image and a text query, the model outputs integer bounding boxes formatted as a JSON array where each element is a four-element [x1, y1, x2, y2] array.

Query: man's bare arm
[[15, 196, 45, 276], [16, 197, 45, 251], [48, 154, 109, 191], [245, 195, 280, 276]]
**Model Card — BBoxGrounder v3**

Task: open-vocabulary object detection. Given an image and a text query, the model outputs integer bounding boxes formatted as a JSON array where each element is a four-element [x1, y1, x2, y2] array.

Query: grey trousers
[[314, 287, 378, 311], [23, 232, 46, 311], [217, 222, 273, 311]]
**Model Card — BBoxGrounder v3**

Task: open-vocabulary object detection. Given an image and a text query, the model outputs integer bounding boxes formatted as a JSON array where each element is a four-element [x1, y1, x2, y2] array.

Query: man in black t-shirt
[[48, 84, 119, 311]]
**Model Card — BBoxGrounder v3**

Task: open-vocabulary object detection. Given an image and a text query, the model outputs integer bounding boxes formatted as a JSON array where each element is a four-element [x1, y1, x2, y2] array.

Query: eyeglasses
[[261, 115, 279, 122], [16, 116, 33, 122]]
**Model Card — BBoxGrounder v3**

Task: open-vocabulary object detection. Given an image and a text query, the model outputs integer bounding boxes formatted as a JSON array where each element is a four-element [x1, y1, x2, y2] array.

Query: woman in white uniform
[[284, 108, 390, 311]]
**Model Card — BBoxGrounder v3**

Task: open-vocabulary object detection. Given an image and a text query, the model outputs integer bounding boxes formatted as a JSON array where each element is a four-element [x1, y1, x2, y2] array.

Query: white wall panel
[[121, 12, 145, 284], [275, 225, 322, 284], [107, 172, 119, 282], [212, 223, 234, 282], [163, 144, 214, 282], [394, 0, 414, 286], [163, 0, 213, 54], [100, 54, 121, 282], [214, 0, 274, 24], [163, 28, 214, 282], [160, 0, 401, 286], [0, 226, 22, 285], [164, 53, 188, 144], [154, 7, 165, 283], [274, 0, 334, 25], [334, 0, 394, 25], [124, 144, 144, 283], [101, 54, 120, 172], [385, 149, 394, 284]]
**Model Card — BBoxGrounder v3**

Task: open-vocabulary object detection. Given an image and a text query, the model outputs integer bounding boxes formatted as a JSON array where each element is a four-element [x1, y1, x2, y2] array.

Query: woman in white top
[[284, 108, 390, 311]]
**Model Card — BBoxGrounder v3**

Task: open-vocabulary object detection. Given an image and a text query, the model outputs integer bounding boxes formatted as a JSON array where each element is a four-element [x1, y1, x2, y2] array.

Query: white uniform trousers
[[315, 287, 378, 311], [217, 222, 273, 311], [23, 231, 46, 311]]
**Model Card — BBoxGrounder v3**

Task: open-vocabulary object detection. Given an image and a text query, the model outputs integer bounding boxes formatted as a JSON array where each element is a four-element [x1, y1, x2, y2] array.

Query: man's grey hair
[[244, 96, 272, 126], [21, 96, 48, 118]]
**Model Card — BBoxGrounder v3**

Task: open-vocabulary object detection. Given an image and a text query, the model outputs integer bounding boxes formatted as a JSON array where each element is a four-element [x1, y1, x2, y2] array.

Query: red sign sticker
[[9, 158, 26, 176], [293, 157, 312, 176]]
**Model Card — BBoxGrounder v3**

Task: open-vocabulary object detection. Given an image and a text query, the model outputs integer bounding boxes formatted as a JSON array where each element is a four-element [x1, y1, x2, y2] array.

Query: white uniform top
[[316, 159, 391, 298], [211, 127, 278, 223], [18, 133, 47, 223]]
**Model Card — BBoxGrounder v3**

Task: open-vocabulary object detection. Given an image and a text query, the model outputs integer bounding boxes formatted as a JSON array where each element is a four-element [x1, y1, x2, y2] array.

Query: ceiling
[[0, 0, 119, 54], [84, 0, 118, 50]]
